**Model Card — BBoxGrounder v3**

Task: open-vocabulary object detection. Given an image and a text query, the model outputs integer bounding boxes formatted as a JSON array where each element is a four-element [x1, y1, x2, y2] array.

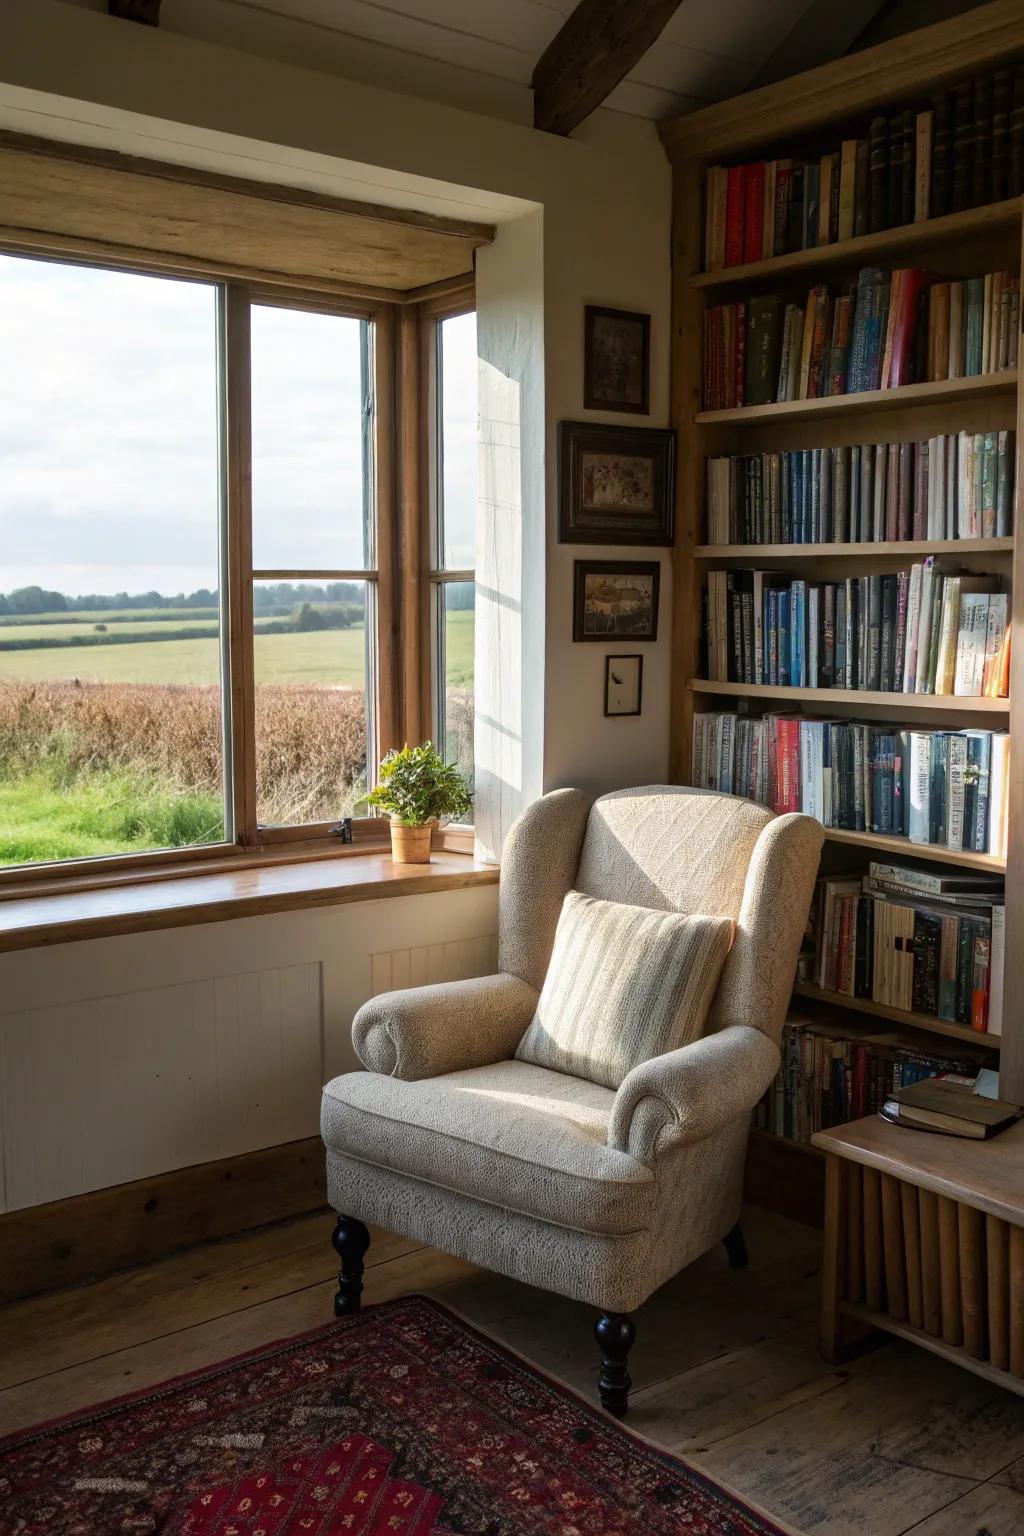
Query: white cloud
[[0, 255, 478, 598]]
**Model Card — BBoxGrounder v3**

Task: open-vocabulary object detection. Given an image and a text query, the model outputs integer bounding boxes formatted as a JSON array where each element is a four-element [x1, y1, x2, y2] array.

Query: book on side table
[[880, 1072, 1023, 1137]]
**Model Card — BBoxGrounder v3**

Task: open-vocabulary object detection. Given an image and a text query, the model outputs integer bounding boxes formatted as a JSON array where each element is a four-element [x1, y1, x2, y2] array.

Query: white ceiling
[[219, 0, 820, 121]]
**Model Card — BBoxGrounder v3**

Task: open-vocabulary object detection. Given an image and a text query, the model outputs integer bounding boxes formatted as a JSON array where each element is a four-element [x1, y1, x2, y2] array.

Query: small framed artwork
[[605, 654, 643, 717], [559, 421, 675, 546], [584, 305, 650, 414], [573, 560, 660, 643]]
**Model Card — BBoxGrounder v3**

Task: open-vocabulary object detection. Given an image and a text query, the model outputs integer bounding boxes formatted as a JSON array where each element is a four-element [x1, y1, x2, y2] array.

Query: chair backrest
[[498, 785, 823, 1050]]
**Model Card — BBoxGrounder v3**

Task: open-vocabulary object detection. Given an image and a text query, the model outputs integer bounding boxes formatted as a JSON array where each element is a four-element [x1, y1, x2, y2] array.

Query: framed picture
[[558, 421, 675, 546], [604, 654, 643, 717], [584, 305, 650, 414], [573, 560, 660, 643]]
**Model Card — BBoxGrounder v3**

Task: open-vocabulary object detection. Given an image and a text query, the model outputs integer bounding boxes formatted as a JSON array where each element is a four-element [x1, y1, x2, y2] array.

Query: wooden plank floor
[[2, 1205, 1024, 1534]]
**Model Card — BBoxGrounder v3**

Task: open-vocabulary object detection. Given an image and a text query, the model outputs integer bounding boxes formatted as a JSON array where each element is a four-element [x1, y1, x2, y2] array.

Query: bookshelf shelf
[[694, 538, 1015, 561], [792, 980, 1002, 1051], [690, 198, 1023, 291], [821, 825, 1006, 871], [749, 1126, 824, 1160], [694, 371, 1018, 427], [688, 678, 1010, 712]]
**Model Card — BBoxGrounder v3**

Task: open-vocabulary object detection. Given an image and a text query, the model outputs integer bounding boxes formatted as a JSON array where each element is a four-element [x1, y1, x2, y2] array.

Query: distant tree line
[[1, 580, 476, 616]]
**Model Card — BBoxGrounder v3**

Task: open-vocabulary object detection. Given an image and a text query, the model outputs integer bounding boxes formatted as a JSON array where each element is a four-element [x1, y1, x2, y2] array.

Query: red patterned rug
[[0, 1295, 790, 1535]]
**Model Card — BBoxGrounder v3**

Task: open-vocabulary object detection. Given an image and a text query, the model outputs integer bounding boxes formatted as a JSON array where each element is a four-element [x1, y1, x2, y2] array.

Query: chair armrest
[[352, 972, 539, 1081], [608, 1025, 781, 1164]]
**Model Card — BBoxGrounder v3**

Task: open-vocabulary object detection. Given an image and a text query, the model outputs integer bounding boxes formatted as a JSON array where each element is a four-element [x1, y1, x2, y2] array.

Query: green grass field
[[0, 770, 224, 867], [0, 612, 474, 688]]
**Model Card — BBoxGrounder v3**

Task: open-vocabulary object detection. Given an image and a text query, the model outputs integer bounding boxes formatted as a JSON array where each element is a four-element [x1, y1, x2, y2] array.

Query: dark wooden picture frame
[[584, 305, 650, 414], [573, 560, 660, 643], [604, 654, 643, 716], [558, 421, 675, 546]]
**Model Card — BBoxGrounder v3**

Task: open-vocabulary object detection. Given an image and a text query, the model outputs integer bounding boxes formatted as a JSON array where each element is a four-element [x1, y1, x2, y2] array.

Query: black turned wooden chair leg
[[723, 1221, 749, 1269], [332, 1215, 370, 1316], [594, 1312, 636, 1418]]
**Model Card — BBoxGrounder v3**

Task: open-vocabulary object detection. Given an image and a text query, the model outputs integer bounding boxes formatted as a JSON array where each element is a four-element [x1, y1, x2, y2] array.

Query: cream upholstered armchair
[[321, 786, 823, 1415]]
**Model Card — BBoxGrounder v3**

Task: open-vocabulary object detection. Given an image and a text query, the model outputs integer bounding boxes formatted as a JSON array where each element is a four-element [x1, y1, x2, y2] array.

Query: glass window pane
[[0, 254, 226, 869], [439, 312, 477, 570], [440, 581, 474, 820], [253, 579, 369, 825], [251, 306, 368, 570]]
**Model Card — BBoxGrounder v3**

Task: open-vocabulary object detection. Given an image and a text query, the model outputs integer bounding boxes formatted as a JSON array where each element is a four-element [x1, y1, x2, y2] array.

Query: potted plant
[[367, 742, 471, 864]]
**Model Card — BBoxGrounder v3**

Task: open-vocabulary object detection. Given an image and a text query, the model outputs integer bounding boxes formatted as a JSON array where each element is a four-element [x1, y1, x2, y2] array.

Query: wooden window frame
[[418, 286, 477, 837], [0, 239, 454, 892]]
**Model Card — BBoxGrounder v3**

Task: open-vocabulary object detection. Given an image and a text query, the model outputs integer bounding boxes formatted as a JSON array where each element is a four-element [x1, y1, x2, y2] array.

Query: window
[[0, 241, 474, 880], [430, 309, 477, 814], [0, 254, 227, 871], [249, 303, 374, 826]]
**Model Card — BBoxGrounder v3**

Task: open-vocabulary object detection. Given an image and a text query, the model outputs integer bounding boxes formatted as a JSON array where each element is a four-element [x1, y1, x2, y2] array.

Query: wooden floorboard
[[1, 1205, 1022, 1535]]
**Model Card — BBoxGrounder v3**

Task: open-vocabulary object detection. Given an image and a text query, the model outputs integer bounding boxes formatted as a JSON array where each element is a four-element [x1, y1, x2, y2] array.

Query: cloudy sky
[[0, 254, 476, 600]]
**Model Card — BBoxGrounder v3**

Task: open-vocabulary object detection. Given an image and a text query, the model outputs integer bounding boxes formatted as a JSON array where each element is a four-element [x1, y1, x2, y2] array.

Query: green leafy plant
[[367, 741, 471, 827]]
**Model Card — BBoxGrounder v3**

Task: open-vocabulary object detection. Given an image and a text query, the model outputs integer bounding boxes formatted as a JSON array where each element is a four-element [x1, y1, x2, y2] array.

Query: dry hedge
[[0, 679, 474, 826]]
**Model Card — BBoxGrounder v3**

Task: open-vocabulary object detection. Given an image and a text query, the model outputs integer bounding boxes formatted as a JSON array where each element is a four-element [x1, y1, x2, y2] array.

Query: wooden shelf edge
[[840, 1304, 1024, 1396], [688, 678, 1010, 712], [691, 200, 1023, 290], [694, 538, 1015, 560], [821, 827, 1005, 870], [749, 1126, 824, 1159], [695, 372, 1018, 427], [793, 981, 1002, 1051]]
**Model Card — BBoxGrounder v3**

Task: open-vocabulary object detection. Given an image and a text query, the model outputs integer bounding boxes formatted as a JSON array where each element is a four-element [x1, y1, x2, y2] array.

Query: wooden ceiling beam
[[109, 1, 161, 25], [532, 0, 684, 136]]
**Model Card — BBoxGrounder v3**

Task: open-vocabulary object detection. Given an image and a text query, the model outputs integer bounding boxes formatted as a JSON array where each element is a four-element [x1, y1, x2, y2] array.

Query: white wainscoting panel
[[0, 883, 499, 1213], [0, 963, 321, 1212], [368, 933, 499, 996]]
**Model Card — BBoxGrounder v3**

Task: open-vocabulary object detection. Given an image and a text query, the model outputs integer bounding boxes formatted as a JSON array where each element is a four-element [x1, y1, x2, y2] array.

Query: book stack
[[691, 714, 1010, 857], [702, 268, 1018, 408], [703, 65, 1024, 271], [703, 562, 1009, 696], [809, 862, 1005, 1033], [880, 1077, 1022, 1138], [754, 1010, 990, 1143], [705, 431, 1015, 544]]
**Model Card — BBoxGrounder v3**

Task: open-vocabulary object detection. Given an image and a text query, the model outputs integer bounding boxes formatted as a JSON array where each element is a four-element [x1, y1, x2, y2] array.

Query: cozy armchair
[[321, 786, 823, 1414]]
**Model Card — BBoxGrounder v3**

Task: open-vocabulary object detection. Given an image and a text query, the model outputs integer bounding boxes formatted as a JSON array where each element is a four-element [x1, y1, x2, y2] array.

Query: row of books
[[754, 1012, 992, 1143], [813, 862, 1005, 1034], [702, 268, 1017, 409], [704, 65, 1024, 270], [703, 563, 1009, 697], [704, 431, 1015, 545], [690, 714, 1010, 857]]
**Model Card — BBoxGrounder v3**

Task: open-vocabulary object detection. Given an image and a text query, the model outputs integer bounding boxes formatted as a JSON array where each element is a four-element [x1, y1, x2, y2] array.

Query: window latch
[[332, 817, 354, 844]]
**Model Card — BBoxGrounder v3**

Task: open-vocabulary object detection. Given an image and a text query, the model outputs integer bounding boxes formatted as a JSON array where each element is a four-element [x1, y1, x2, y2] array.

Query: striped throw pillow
[[515, 892, 734, 1090]]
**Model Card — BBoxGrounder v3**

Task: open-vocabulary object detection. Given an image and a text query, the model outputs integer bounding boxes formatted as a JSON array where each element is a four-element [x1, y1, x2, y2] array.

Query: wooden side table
[[813, 1117, 1024, 1397]]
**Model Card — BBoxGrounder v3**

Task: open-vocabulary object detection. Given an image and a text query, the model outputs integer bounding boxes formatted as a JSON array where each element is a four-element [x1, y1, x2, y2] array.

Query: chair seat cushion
[[515, 891, 734, 1089], [321, 1060, 653, 1236]]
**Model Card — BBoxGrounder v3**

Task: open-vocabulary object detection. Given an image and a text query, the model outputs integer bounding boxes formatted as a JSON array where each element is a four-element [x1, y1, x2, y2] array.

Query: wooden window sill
[[0, 850, 498, 955]]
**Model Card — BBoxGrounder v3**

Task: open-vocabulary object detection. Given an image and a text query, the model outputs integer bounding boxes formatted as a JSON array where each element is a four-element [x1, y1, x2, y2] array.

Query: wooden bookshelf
[[792, 981, 1002, 1051], [688, 678, 1010, 713], [821, 826, 1005, 871], [691, 198, 1023, 291], [661, 1, 1024, 1154], [695, 372, 1017, 427], [694, 538, 1014, 561]]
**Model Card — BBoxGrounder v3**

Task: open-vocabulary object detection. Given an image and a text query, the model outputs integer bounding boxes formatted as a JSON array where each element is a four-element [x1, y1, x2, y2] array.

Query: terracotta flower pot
[[389, 818, 432, 864]]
